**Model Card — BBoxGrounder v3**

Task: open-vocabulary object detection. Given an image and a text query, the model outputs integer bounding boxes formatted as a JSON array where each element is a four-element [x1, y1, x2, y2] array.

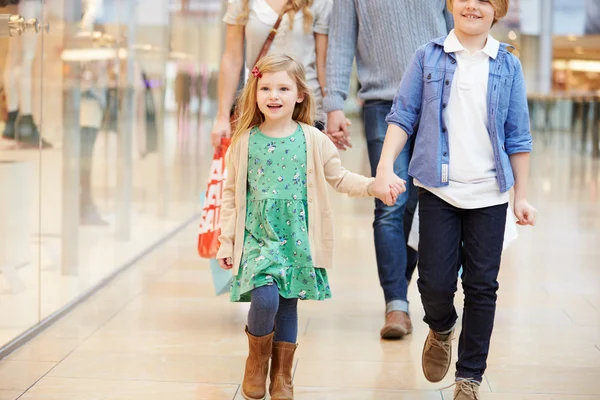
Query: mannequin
[[2, 0, 52, 147], [76, 0, 118, 225]]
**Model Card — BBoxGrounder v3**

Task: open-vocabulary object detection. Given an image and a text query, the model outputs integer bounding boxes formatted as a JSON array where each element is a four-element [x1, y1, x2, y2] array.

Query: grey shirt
[[323, 0, 453, 112]]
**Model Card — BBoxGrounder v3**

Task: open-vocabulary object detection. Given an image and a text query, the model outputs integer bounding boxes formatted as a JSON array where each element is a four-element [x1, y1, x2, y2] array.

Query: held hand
[[219, 257, 233, 270], [326, 110, 352, 151], [514, 199, 537, 226], [370, 171, 406, 206], [211, 116, 232, 148]]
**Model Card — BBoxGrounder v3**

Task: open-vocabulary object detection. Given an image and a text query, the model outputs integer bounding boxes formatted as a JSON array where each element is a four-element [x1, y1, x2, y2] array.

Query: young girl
[[217, 53, 402, 400], [371, 0, 537, 399], [211, 0, 332, 149]]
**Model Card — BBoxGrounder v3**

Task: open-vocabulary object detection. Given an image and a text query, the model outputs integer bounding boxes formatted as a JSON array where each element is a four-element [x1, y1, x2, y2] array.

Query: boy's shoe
[[380, 311, 413, 339], [453, 380, 480, 400], [422, 328, 453, 382]]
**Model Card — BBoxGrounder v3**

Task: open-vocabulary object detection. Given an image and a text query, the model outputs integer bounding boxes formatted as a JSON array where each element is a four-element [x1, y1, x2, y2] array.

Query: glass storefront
[[0, 0, 222, 349]]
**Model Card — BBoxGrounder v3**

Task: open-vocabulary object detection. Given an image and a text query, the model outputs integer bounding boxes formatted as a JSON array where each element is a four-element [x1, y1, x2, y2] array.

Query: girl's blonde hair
[[231, 53, 315, 146], [447, 0, 509, 24], [237, 0, 314, 34]]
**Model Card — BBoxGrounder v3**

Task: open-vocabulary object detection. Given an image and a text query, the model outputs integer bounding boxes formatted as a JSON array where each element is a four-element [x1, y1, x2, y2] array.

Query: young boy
[[369, 0, 537, 399]]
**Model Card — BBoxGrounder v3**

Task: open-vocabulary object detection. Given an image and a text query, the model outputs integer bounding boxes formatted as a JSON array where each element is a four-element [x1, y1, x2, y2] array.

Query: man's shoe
[[422, 329, 453, 382], [380, 311, 412, 339], [453, 380, 480, 400]]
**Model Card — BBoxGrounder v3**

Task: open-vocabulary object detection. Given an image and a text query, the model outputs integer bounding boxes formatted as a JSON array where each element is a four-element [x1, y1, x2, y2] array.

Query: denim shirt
[[385, 35, 532, 193]]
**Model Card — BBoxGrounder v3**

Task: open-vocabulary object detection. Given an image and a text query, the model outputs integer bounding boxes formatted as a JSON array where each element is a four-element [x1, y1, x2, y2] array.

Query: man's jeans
[[363, 100, 416, 313], [417, 189, 507, 383]]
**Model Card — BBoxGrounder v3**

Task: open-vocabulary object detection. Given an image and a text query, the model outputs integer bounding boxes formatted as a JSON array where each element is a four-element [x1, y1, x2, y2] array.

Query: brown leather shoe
[[422, 329, 453, 382], [269, 341, 297, 400], [453, 380, 480, 399], [241, 327, 274, 400], [380, 311, 413, 339]]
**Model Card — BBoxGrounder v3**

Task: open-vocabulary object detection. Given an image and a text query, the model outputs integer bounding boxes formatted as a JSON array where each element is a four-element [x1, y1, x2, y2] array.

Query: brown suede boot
[[453, 380, 480, 399], [422, 328, 453, 382], [269, 341, 298, 400], [241, 327, 274, 400]]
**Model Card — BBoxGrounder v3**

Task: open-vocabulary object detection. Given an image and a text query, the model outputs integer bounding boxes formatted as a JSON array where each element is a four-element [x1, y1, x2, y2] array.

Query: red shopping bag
[[198, 138, 231, 258]]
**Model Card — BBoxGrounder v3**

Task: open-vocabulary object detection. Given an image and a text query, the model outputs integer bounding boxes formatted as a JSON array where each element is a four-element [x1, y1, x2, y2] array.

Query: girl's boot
[[241, 327, 274, 400], [269, 342, 298, 400]]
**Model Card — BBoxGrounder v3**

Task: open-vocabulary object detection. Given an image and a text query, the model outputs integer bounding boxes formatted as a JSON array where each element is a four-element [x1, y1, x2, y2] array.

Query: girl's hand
[[219, 257, 233, 270], [514, 199, 537, 226], [211, 117, 231, 148], [370, 171, 406, 206]]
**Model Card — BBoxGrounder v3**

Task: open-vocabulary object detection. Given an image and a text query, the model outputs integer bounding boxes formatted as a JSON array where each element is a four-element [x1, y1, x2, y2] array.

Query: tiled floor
[[0, 129, 599, 399]]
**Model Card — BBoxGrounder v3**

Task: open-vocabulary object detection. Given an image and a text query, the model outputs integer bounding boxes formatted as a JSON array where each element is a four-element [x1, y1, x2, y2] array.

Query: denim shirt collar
[[433, 34, 512, 59]]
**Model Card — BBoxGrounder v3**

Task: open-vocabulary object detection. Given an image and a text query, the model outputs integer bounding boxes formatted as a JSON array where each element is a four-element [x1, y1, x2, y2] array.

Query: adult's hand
[[326, 110, 352, 151], [211, 116, 232, 148]]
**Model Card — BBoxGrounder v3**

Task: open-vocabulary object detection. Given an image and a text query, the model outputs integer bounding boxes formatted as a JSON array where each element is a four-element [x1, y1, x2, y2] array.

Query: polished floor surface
[[0, 128, 599, 399]]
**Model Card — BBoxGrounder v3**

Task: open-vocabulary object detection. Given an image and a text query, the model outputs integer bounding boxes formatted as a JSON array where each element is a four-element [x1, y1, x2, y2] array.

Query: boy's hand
[[369, 172, 406, 206], [219, 257, 233, 270], [514, 199, 537, 226]]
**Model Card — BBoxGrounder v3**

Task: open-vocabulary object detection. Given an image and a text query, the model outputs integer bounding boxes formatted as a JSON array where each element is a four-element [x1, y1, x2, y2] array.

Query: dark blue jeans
[[417, 189, 507, 383], [247, 284, 298, 343], [363, 100, 416, 313]]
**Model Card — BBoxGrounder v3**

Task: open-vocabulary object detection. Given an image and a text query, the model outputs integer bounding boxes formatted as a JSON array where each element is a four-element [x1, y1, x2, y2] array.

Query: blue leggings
[[248, 284, 298, 343]]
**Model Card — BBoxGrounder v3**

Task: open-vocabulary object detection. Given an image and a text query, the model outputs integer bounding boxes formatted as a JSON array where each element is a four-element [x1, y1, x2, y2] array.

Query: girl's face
[[256, 71, 304, 123], [452, 0, 496, 36]]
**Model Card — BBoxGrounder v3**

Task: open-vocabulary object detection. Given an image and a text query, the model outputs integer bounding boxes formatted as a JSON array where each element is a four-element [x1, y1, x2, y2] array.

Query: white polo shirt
[[417, 30, 509, 209]]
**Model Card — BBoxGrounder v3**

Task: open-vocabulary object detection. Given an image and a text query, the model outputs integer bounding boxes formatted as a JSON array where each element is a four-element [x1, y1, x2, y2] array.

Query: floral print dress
[[230, 124, 332, 302]]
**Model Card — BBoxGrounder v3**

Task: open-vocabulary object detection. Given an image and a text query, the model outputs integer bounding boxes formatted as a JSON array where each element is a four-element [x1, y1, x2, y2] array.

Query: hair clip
[[251, 66, 262, 78]]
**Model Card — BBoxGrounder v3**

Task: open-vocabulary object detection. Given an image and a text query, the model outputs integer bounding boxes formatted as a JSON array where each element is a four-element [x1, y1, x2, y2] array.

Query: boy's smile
[[453, 0, 495, 35]]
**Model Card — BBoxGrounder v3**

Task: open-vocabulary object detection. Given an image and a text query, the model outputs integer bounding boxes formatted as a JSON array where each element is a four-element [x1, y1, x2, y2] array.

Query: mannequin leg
[[2, 31, 22, 139], [80, 126, 107, 225]]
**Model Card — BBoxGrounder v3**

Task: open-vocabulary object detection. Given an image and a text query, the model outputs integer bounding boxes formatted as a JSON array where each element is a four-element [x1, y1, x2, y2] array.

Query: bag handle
[[252, 2, 292, 67]]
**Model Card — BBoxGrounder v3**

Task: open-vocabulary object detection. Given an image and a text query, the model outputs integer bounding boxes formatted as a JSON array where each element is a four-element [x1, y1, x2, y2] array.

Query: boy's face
[[452, 0, 496, 36]]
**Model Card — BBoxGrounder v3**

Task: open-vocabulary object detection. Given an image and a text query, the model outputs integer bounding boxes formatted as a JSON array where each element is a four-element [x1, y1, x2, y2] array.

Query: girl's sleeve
[[216, 145, 238, 260], [223, 0, 244, 25], [385, 45, 426, 137], [313, 0, 332, 34], [320, 132, 374, 197]]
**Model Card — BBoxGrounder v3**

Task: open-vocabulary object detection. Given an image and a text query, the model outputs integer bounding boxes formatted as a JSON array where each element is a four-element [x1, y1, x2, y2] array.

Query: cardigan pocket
[[320, 209, 334, 241]]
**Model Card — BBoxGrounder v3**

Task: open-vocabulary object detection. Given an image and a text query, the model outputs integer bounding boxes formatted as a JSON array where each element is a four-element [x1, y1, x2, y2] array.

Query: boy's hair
[[231, 53, 315, 146], [237, 0, 314, 34], [446, 0, 509, 25]]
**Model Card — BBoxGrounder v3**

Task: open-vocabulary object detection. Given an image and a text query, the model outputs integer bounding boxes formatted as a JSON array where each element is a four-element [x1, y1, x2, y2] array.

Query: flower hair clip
[[251, 66, 262, 79]]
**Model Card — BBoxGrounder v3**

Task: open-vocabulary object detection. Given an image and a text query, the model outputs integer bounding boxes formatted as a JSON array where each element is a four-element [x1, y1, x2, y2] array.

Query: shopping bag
[[197, 137, 231, 258], [209, 258, 233, 296]]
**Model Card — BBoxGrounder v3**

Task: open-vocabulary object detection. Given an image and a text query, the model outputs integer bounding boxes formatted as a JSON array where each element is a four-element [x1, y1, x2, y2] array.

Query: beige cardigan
[[216, 122, 374, 275]]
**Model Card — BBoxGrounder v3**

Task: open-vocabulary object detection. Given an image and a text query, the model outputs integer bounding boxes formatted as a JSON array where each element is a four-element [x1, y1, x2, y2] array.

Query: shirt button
[[443, 152, 448, 156], [445, 80, 450, 85], [427, 73, 432, 80], [442, 128, 447, 133], [451, 59, 456, 64], [442, 103, 447, 108], [308, 168, 313, 173], [309, 198, 313, 203], [308, 183, 313, 188]]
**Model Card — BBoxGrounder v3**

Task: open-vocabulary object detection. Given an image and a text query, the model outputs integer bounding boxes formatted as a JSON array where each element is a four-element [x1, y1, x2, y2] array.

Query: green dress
[[230, 124, 332, 302]]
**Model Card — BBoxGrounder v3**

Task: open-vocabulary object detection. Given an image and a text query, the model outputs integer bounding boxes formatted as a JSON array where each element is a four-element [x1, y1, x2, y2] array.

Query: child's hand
[[369, 173, 406, 206], [219, 257, 233, 270], [514, 199, 537, 226]]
